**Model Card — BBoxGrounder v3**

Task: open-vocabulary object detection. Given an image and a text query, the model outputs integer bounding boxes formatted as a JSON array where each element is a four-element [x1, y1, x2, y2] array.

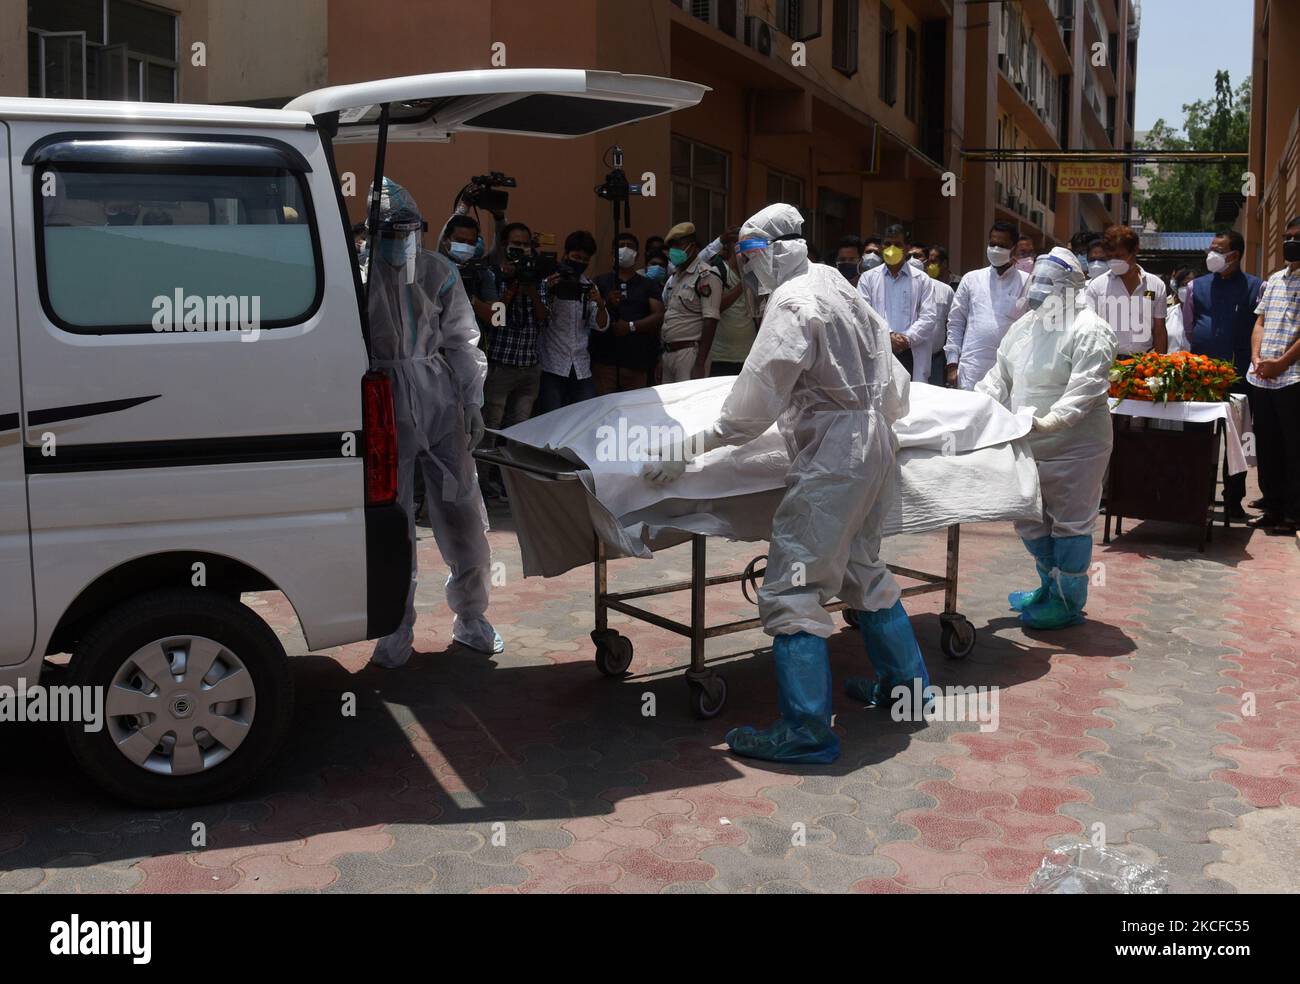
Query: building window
[[904, 27, 918, 121], [831, 0, 859, 76], [29, 0, 178, 102], [879, 3, 897, 106], [766, 169, 805, 213], [671, 135, 730, 245], [776, 0, 823, 41], [816, 187, 860, 260]]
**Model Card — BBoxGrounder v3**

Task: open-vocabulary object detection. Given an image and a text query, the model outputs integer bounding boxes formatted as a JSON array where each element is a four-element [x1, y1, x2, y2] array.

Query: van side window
[[36, 168, 321, 334]]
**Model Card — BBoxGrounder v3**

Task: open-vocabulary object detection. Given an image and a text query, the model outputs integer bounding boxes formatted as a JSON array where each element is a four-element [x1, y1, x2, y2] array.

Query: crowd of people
[[414, 199, 1297, 535], [359, 177, 1299, 764]]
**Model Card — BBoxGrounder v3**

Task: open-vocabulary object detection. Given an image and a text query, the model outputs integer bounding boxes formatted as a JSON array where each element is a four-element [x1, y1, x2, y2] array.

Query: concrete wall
[[204, 0, 327, 105], [1246, 0, 1300, 275]]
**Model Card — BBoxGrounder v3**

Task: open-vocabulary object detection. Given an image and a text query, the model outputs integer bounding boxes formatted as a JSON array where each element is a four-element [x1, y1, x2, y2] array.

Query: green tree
[[1135, 71, 1251, 231]]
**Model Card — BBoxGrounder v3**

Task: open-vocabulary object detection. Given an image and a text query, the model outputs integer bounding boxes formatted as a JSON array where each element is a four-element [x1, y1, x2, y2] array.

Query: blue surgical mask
[[448, 241, 476, 264], [378, 236, 408, 266], [645, 265, 667, 282]]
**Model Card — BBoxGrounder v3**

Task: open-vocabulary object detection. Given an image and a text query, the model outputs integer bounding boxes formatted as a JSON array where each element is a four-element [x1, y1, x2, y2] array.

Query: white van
[[0, 70, 706, 806]]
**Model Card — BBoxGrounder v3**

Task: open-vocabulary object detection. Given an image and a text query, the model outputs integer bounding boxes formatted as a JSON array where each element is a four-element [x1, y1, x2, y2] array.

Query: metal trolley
[[477, 448, 977, 719]]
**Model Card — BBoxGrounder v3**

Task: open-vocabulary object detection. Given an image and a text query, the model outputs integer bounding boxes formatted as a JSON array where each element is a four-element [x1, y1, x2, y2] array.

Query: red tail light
[[362, 370, 399, 505]]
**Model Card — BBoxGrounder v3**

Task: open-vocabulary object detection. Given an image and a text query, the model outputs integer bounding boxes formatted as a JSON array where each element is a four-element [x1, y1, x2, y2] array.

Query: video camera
[[595, 147, 645, 281], [460, 171, 517, 213], [596, 147, 644, 205], [503, 244, 556, 286]]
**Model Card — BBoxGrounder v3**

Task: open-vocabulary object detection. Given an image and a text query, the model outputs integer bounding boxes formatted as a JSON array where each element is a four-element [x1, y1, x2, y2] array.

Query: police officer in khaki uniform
[[660, 222, 723, 382]]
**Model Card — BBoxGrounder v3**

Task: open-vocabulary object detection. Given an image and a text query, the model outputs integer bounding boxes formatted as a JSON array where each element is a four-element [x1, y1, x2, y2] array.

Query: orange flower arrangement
[[1108, 352, 1238, 403]]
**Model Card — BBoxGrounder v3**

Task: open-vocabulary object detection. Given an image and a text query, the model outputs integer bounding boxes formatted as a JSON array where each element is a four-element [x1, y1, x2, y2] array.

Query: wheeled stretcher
[[475, 445, 977, 719], [474, 377, 1039, 717]]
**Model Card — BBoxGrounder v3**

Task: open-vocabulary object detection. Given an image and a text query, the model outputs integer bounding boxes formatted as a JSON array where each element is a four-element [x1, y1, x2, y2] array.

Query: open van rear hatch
[[285, 68, 708, 143]]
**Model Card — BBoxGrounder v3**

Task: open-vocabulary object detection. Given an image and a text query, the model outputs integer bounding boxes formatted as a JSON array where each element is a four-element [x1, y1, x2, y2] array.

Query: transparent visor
[[1029, 255, 1073, 290]]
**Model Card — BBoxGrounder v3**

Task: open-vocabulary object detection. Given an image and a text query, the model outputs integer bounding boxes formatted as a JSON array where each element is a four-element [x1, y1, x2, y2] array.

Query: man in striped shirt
[[1247, 215, 1300, 533]]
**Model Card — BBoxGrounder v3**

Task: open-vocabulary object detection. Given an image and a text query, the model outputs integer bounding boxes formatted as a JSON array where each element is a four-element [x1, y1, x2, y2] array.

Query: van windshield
[[38, 167, 320, 333]]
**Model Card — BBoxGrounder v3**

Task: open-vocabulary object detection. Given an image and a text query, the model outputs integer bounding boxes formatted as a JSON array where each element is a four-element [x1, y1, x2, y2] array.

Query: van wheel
[[65, 590, 293, 808]]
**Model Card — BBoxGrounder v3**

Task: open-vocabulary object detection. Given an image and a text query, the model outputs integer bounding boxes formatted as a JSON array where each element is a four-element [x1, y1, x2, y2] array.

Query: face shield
[[376, 211, 426, 284], [371, 178, 426, 284], [737, 203, 806, 295], [1025, 248, 1086, 317], [735, 236, 775, 295]]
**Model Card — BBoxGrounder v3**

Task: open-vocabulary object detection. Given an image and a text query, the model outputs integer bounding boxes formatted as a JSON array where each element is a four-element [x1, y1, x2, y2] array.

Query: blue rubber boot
[[1009, 536, 1055, 612], [1021, 535, 1091, 630], [845, 600, 932, 715], [726, 632, 839, 764]]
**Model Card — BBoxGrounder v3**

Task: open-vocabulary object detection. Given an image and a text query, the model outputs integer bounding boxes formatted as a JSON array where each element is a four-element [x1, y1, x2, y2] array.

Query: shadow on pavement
[[0, 599, 1131, 873]]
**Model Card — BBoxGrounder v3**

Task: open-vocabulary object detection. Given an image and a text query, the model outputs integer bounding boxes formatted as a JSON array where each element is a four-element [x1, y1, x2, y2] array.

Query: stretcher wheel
[[593, 633, 633, 676], [689, 676, 728, 719], [842, 608, 859, 628], [940, 614, 976, 660]]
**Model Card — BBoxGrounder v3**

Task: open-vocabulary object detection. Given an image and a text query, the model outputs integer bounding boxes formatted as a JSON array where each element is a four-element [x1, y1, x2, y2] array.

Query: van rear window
[[36, 167, 321, 334]]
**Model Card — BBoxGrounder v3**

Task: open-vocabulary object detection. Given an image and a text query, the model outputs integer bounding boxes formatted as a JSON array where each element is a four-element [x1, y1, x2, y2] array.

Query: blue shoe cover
[[725, 632, 838, 764], [1009, 536, 1055, 612], [848, 601, 931, 709]]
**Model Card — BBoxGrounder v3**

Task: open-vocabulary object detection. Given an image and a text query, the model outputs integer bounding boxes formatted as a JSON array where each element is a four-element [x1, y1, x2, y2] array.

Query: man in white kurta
[[944, 224, 1030, 390], [858, 228, 940, 383]]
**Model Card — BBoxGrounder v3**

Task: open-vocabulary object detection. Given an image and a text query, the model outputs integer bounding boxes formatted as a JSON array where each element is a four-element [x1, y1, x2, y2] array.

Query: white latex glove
[[1031, 412, 1066, 434], [465, 404, 485, 449], [640, 426, 725, 485], [641, 454, 688, 485]]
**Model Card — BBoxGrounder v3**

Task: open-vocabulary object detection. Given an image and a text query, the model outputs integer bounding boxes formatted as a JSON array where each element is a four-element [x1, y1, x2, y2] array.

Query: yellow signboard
[[1057, 162, 1124, 194]]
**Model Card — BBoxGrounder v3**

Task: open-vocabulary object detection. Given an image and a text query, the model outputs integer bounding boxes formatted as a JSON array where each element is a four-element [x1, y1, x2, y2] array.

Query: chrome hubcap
[[105, 636, 256, 776]]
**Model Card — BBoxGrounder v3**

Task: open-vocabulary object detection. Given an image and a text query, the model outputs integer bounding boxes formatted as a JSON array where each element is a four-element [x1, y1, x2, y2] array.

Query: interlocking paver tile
[[5, 488, 1299, 893]]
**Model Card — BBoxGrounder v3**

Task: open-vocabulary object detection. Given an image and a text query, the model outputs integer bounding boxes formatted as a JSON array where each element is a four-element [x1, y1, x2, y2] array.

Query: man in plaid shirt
[[1247, 215, 1300, 533], [480, 222, 547, 499]]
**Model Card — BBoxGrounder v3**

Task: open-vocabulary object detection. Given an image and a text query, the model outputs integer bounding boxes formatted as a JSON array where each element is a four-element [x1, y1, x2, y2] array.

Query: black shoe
[[1248, 513, 1285, 530], [1225, 502, 1248, 520], [1265, 519, 1299, 536], [1248, 497, 1267, 509]]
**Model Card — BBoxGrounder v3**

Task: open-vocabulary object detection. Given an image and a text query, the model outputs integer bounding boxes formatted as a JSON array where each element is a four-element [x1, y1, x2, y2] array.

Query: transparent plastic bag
[[1027, 843, 1168, 894]]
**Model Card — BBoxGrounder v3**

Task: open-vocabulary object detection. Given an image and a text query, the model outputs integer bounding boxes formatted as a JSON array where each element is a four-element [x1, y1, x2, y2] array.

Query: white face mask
[[1108, 258, 1131, 276], [987, 245, 1012, 267], [1205, 250, 1229, 273], [907, 256, 925, 271], [1088, 260, 1109, 280], [618, 247, 637, 269], [1178, 285, 1190, 303]]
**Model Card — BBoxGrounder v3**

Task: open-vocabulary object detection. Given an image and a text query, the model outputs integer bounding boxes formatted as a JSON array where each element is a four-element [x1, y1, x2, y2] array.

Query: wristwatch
[[628, 320, 637, 334]]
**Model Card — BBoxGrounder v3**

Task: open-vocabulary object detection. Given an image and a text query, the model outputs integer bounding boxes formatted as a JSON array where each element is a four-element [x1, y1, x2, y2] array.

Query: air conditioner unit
[[745, 16, 774, 57]]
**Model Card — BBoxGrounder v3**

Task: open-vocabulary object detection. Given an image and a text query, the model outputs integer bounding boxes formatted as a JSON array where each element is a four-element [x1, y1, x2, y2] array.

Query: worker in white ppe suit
[[367, 178, 502, 667], [975, 246, 1117, 630], [642, 203, 931, 764]]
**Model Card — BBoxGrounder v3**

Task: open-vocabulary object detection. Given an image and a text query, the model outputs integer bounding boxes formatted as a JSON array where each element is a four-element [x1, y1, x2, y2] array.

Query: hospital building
[[10, 0, 1145, 271]]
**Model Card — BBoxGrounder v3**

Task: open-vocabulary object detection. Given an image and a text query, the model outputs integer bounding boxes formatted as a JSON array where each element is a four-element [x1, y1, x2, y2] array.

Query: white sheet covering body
[[494, 378, 1042, 577]]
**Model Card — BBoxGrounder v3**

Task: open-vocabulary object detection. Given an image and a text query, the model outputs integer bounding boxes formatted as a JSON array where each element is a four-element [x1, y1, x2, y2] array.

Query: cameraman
[[479, 222, 547, 498], [537, 230, 611, 412], [440, 214, 499, 327], [591, 233, 664, 394]]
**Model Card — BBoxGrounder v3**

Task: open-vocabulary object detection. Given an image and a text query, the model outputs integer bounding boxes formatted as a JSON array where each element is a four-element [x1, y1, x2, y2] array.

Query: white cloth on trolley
[[494, 377, 1041, 576]]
